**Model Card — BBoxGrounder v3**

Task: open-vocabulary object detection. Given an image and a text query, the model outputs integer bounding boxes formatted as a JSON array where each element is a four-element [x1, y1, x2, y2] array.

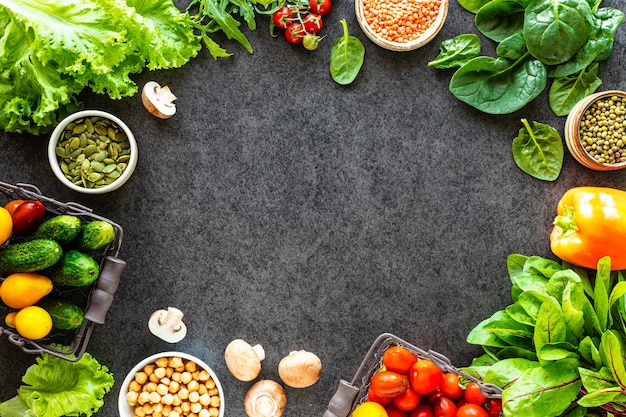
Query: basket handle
[[84, 256, 126, 324], [323, 379, 360, 417]]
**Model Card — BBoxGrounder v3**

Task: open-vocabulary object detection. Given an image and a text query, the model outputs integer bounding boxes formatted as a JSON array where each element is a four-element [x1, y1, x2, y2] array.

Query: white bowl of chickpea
[[118, 352, 224, 417], [355, 0, 449, 51]]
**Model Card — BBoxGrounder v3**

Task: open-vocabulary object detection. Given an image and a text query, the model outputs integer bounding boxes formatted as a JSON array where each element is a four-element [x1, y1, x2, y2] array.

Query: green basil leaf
[[475, 0, 529, 41], [523, 0, 593, 65], [579, 336, 603, 370], [511, 118, 563, 181], [329, 19, 364, 86], [428, 34, 482, 69], [502, 360, 581, 417], [600, 330, 626, 389], [449, 55, 547, 114], [483, 357, 539, 388], [548, 62, 602, 116]]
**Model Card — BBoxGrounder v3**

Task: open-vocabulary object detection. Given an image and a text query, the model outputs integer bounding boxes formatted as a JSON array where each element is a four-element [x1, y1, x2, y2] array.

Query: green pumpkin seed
[[103, 164, 117, 174], [91, 161, 105, 172], [55, 147, 66, 158], [94, 151, 108, 162], [85, 118, 94, 133], [94, 125, 107, 136], [87, 172, 104, 182], [73, 123, 87, 135], [117, 155, 130, 163], [107, 170, 121, 179]]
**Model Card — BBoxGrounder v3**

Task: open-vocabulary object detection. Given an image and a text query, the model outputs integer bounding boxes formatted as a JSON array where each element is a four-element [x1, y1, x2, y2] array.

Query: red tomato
[[310, 0, 331, 15], [302, 13, 323, 34], [386, 403, 410, 417], [440, 373, 463, 399], [410, 360, 443, 395], [410, 404, 435, 417], [383, 346, 418, 375], [272, 6, 291, 29], [4, 200, 24, 215], [393, 386, 420, 411], [456, 404, 489, 417], [370, 371, 410, 399], [285, 23, 305, 44], [483, 398, 502, 417], [11, 200, 45, 234], [464, 382, 486, 406], [433, 397, 457, 417], [367, 387, 393, 406], [425, 391, 444, 405]]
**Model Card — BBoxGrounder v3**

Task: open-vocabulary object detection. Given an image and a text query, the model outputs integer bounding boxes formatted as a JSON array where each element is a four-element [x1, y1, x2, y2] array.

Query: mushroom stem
[[244, 380, 287, 417]]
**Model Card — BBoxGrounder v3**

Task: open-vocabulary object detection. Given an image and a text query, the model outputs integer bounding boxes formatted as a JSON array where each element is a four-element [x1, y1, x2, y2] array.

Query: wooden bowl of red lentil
[[355, 0, 448, 51]]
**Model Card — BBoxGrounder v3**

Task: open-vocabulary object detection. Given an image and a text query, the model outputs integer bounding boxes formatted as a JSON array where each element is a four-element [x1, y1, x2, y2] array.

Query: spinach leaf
[[549, 62, 602, 116], [594, 7, 625, 61], [562, 281, 586, 340], [449, 55, 546, 114], [428, 34, 481, 69], [329, 19, 364, 86], [483, 357, 539, 388], [534, 297, 569, 363], [524, 256, 562, 279], [511, 118, 563, 181], [518, 290, 548, 320], [458, 0, 494, 14], [475, 0, 529, 41], [496, 33, 527, 60], [507, 253, 528, 282], [600, 330, 626, 389], [523, 0, 593, 65], [579, 336, 603, 370]]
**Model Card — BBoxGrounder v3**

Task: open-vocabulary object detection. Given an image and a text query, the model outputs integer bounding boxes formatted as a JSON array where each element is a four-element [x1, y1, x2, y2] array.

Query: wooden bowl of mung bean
[[355, 0, 448, 51], [48, 110, 138, 194], [565, 90, 626, 171]]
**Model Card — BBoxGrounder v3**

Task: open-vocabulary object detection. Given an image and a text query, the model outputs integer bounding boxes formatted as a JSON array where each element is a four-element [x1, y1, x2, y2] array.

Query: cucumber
[[33, 215, 82, 245], [50, 250, 100, 287], [0, 239, 63, 275], [77, 220, 115, 252], [38, 296, 84, 330]]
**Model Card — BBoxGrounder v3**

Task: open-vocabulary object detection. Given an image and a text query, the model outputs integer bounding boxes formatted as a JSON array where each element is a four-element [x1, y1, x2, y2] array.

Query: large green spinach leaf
[[475, 0, 529, 41], [428, 34, 481, 69], [548, 62, 602, 116], [329, 19, 364, 85], [523, 0, 593, 65], [511, 119, 563, 181]]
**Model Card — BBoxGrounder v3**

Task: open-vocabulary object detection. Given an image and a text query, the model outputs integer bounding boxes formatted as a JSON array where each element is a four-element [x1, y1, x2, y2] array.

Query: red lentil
[[363, 0, 441, 43]]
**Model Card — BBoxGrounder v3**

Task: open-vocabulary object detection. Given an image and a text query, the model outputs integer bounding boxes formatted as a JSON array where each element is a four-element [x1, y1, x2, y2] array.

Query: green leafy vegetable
[[475, 0, 529, 42], [548, 62, 602, 117], [428, 34, 482, 69], [511, 118, 563, 181], [0, 0, 201, 135], [330, 19, 365, 86], [0, 350, 114, 417]]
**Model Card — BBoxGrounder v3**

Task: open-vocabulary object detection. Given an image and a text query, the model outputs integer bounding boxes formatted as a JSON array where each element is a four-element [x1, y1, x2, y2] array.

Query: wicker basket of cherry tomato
[[324, 333, 503, 417]]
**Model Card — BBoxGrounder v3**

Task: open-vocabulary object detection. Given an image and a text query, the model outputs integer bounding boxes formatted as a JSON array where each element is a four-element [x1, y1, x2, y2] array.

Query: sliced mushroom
[[141, 81, 177, 119], [278, 350, 322, 388], [147, 307, 187, 343], [244, 380, 287, 417], [224, 339, 265, 381]]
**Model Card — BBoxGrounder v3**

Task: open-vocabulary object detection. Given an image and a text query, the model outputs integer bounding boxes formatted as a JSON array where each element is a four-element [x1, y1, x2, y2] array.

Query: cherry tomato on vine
[[483, 398, 502, 417], [303, 13, 323, 34], [370, 371, 409, 399], [285, 23, 305, 44], [386, 403, 410, 417], [310, 0, 331, 15], [410, 359, 443, 395], [464, 382, 486, 406], [11, 200, 45, 234], [302, 34, 321, 51], [440, 373, 463, 399], [4, 199, 24, 215], [456, 403, 489, 417], [272, 6, 291, 29], [432, 397, 457, 417], [393, 386, 420, 411], [410, 404, 434, 417], [383, 346, 418, 375]]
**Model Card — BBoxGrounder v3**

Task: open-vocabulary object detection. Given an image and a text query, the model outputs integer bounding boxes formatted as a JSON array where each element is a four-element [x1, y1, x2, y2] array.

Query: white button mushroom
[[141, 81, 177, 119], [244, 380, 287, 417], [224, 339, 266, 381], [147, 307, 187, 343], [278, 350, 322, 388]]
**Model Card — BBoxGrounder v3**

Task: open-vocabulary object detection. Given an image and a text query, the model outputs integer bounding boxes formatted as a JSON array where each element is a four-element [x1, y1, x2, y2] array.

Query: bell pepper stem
[[553, 205, 579, 236]]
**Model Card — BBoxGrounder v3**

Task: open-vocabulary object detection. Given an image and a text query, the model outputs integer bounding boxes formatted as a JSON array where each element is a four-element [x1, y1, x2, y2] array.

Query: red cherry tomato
[[393, 386, 420, 411], [433, 397, 457, 417], [410, 359, 443, 395], [11, 200, 45, 234], [425, 391, 444, 405], [4, 200, 24, 215], [410, 404, 435, 417], [302, 13, 323, 34], [370, 371, 410, 399], [367, 387, 393, 406], [310, 0, 331, 15], [464, 382, 486, 406], [483, 398, 502, 417], [386, 403, 410, 417], [285, 23, 305, 44], [383, 346, 418, 375], [456, 403, 489, 417], [440, 373, 463, 399], [272, 6, 291, 29]]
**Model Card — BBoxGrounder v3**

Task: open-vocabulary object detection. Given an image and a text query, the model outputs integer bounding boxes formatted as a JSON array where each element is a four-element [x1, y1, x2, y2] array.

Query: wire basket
[[0, 181, 126, 362], [323, 333, 503, 417]]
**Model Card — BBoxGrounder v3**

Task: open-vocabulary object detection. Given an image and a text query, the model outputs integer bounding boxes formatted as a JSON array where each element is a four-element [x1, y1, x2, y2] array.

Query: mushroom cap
[[147, 307, 187, 343], [224, 339, 265, 382], [244, 379, 287, 417], [142, 81, 177, 119], [278, 350, 322, 388]]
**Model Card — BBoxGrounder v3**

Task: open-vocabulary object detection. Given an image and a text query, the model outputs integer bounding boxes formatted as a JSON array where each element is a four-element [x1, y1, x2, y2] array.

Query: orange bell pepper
[[551, 186, 626, 271]]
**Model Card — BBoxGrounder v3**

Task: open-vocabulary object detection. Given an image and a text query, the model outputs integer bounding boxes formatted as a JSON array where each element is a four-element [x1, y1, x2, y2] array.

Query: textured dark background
[[0, 0, 625, 416]]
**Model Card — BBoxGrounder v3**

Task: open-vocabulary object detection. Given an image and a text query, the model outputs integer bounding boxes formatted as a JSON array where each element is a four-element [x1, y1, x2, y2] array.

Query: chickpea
[[135, 372, 149, 385]]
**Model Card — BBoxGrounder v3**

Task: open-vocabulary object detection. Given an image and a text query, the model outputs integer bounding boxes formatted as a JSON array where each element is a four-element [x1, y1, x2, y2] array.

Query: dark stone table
[[1, 0, 625, 416]]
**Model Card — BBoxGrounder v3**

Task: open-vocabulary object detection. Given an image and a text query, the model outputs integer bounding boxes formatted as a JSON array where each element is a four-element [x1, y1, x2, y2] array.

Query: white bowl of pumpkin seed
[[48, 110, 138, 194]]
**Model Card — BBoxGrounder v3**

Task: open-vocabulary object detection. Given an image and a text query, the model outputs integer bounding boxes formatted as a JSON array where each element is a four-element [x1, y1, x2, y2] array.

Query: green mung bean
[[580, 95, 626, 165]]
